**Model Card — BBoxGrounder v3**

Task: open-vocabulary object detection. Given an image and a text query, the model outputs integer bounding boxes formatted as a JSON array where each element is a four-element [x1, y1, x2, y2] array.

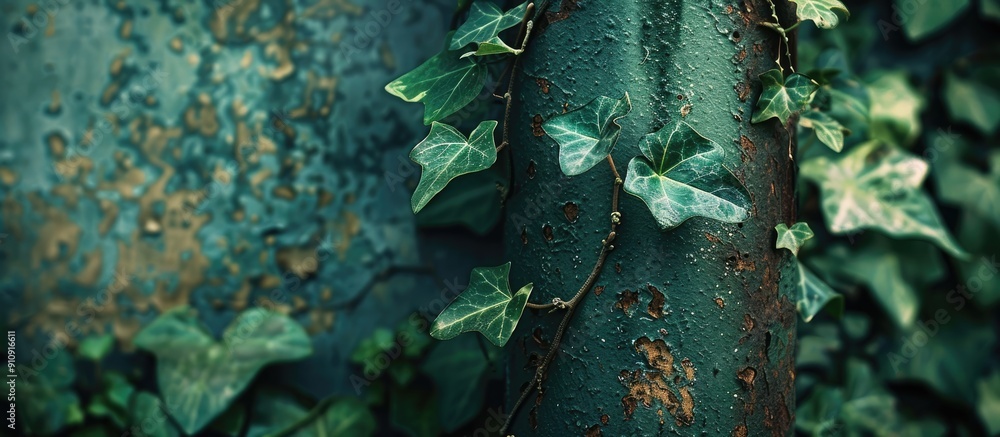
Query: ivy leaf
[[415, 163, 505, 235], [775, 222, 815, 256], [977, 372, 1000, 436], [134, 307, 313, 435], [421, 335, 495, 431], [794, 260, 844, 323], [896, 0, 970, 41], [462, 36, 521, 57], [623, 122, 751, 229], [247, 391, 376, 437], [800, 110, 848, 152], [410, 121, 498, 213], [385, 50, 487, 125], [934, 150, 1000, 230], [867, 71, 924, 147], [544, 93, 632, 176], [752, 69, 818, 125], [943, 71, 1000, 135], [131, 392, 181, 437], [430, 262, 533, 347], [449, 1, 528, 50], [790, 0, 849, 29], [801, 141, 967, 259], [78, 333, 115, 361]]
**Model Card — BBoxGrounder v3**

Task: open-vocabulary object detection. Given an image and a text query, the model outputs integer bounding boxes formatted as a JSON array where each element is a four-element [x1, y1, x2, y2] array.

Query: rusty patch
[[735, 82, 751, 102], [714, 297, 725, 309], [527, 160, 536, 179], [536, 78, 551, 94], [734, 255, 756, 272], [705, 232, 721, 243], [615, 262, 622, 274], [594, 285, 605, 296], [585, 424, 602, 437], [543, 224, 554, 241], [734, 48, 747, 63], [601, 414, 609, 425], [615, 289, 639, 315], [563, 202, 579, 222], [733, 424, 748, 437], [545, 0, 580, 23], [740, 135, 757, 156], [753, 42, 765, 54], [622, 337, 696, 426], [646, 285, 665, 319], [737, 367, 756, 389], [532, 114, 545, 136], [680, 103, 692, 118]]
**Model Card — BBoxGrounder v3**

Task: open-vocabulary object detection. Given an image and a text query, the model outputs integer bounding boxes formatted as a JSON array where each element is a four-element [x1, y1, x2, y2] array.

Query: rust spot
[[646, 285, 665, 319], [737, 367, 756, 389], [740, 136, 757, 157], [546, 0, 580, 23], [615, 262, 622, 274], [594, 285, 605, 296], [543, 224, 554, 241], [733, 424, 748, 437], [532, 114, 545, 136], [677, 94, 685, 100], [563, 202, 579, 222], [734, 255, 756, 272], [615, 289, 639, 315], [704, 232, 721, 243], [621, 338, 696, 426], [680, 104, 693, 118], [585, 424, 602, 437], [743, 314, 755, 332], [536, 78, 551, 94], [735, 82, 751, 102], [521, 228, 528, 245], [527, 160, 536, 179], [753, 42, 765, 54], [601, 414, 609, 425], [732, 31, 742, 43], [734, 48, 747, 63], [714, 297, 725, 309]]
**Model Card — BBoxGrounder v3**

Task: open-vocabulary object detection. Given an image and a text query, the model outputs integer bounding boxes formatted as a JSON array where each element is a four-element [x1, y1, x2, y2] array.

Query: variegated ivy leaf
[[410, 121, 498, 213], [461, 36, 521, 58], [790, 0, 849, 29], [800, 141, 967, 258], [385, 49, 487, 125], [544, 93, 632, 176], [776, 222, 815, 257], [431, 262, 533, 347], [449, 1, 528, 50], [752, 69, 818, 125], [840, 248, 918, 327], [134, 307, 312, 435], [794, 261, 844, 323], [800, 110, 848, 152], [623, 122, 752, 229], [867, 71, 924, 147]]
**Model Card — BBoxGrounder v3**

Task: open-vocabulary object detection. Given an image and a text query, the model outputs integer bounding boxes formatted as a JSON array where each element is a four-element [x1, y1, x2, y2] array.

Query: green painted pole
[[504, 1, 797, 435]]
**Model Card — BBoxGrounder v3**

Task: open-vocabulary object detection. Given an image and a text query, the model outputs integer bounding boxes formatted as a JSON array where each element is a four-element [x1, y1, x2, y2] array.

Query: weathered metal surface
[[505, 0, 796, 435], [0, 0, 494, 399]]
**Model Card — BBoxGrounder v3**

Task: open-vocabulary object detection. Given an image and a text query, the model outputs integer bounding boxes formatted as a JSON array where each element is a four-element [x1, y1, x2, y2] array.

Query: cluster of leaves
[[770, 0, 1000, 435], [346, 320, 503, 436]]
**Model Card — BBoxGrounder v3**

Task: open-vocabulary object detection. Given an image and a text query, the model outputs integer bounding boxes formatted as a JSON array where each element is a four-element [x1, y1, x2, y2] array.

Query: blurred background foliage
[[0, 0, 998, 436]]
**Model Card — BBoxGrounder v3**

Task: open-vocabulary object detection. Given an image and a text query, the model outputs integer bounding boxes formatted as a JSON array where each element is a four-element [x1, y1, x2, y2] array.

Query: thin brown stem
[[501, 156, 622, 435]]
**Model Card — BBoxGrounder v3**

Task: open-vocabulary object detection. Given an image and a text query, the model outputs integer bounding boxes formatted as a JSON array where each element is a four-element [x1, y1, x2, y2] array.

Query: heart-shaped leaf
[[776, 222, 815, 257], [800, 110, 848, 152], [896, 0, 970, 41], [794, 260, 844, 323], [790, 0, 850, 29], [867, 71, 924, 147], [544, 93, 632, 176], [410, 120, 498, 213], [385, 50, 487, 125], [430, 262, 533, 347], [623, 122, 752, 229], [449, 1, 528, 50], [800, 141, 967, 258], [134, 307, 313, 435], [752, 69, 818, 125]]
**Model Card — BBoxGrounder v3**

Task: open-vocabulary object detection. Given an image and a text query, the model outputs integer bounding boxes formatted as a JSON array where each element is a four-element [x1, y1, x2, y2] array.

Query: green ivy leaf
[[896, 0, 970, 41], [385, 50, 487, 125], [87, 372, 134, 428], [131, 392, 181, 437], [867, 71, 924, 147], [943, 71, 1000, 135], [462, 36, 521, 57], [794, 260, 844, 323], [934, 150, 1000, 231], [134, 307, 313, 435], [415, 163, 505, 235], [623, 122, 751, 229], [544, 93, 632, 176], [752, 69, 818, 125], [430, 262, 533, 347], [800, 110, 848, 152], [78, 333, 115, 361], [449, 1, 527, 50], [790, 0, 849, 29], [775, 222, 815, 256], [410, 120, 498, 213], [801, 141, 967, 259], [977, 372, 1000, 436], [421, 335, 494, 431]]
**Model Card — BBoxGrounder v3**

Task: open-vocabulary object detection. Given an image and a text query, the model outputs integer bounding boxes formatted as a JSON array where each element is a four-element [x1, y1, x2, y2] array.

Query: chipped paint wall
[[0, 0, 502, 399], [505, 0, 797, 435]]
